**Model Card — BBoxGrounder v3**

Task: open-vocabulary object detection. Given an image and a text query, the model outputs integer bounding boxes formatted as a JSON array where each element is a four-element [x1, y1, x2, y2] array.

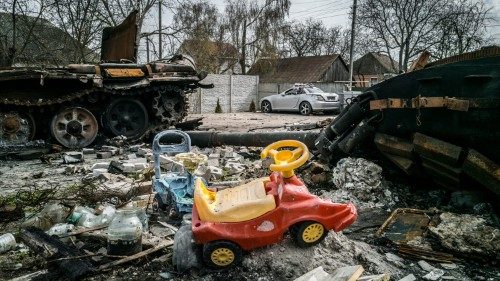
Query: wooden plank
[[99, 240, 173, 271], [330, 265, 364, 281], [294, 266, 330, 281]]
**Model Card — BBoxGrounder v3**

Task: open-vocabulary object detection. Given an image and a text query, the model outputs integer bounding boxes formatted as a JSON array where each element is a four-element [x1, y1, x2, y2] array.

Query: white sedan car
[[260, 86, 342, 115]]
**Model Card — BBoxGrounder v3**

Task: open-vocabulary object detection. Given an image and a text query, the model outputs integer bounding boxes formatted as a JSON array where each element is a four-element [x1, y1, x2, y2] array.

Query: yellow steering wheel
[[261, 140, 310, 178]]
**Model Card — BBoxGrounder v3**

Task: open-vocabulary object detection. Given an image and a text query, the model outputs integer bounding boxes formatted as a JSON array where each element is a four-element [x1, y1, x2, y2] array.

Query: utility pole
[[348, 0, 357, 91], [158, 0, 162, 60]]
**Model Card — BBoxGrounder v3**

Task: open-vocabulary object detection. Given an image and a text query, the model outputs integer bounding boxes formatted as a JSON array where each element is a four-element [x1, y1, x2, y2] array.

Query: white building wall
[[188, 74, 259, 113]]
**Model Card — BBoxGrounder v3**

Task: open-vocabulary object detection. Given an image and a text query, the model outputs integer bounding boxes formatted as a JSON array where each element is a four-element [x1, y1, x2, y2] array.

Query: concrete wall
[[188, 74, 259, 113], [258, 82, 346, 100]]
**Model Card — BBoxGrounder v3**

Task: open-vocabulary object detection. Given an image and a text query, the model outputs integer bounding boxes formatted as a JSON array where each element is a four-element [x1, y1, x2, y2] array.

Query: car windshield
[[304, 87, 324, 93]]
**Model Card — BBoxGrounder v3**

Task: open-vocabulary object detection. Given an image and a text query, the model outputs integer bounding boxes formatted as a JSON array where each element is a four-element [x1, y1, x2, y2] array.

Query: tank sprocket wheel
[[0, 111, 35, 144], [50, 107, 98, 148], [104, 98, 149, 139], [152, 88, 188, 125]]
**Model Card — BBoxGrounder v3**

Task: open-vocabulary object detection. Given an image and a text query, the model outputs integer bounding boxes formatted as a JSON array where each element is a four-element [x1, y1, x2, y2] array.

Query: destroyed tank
[[315, 47, 500, 197], [0, 11, 209, 149]]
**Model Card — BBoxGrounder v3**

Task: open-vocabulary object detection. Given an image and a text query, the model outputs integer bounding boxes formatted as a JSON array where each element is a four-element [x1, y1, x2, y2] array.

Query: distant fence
[[258, 82, 346, 100], [188, 74, 259, 113]]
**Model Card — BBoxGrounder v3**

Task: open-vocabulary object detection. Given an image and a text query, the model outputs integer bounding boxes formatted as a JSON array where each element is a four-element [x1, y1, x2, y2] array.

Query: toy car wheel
[[173, 225, 200, 272], [152, 193, 166, 212], [203, 241, 242, 268], [290, 221, 328, 248]]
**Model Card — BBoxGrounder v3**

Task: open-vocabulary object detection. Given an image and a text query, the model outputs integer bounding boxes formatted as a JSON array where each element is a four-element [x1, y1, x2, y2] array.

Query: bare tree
[[432, 0, 491, 59], [49, 0, 102, 63], [224, 0, 291, 74], [172, 0, 226, 73], [283, 19, 325, 57], [0, 0, 51, 66], [358, 0, 491, 71], [358, 0, 450, 72]]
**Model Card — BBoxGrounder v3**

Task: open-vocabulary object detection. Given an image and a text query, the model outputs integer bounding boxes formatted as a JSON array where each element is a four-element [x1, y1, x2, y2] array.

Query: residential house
[[177, 39, 241, 74], [248, 54, 349, 83], [352, 52, 398, 87]]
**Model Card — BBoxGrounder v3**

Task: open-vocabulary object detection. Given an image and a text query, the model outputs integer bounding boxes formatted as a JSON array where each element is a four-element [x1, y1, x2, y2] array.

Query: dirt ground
[[1, 112, 499, 281], [188, 112, 334, 132]]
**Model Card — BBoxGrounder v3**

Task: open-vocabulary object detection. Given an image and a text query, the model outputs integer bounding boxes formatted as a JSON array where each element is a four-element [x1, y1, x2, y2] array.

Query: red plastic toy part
[[191, 172, 357, 252]]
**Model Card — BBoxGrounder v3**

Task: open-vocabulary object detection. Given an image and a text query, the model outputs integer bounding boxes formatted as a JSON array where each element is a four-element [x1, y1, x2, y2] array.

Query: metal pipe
[[183, 131, 321, 149]]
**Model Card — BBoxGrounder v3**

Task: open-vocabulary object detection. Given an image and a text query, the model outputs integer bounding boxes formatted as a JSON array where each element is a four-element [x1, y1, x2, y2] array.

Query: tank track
[[0, 83, 190, 144]]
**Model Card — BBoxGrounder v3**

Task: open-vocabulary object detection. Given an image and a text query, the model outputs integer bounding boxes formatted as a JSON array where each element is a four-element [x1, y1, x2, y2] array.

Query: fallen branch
[[158, 221, 179, 232], [49, 253, 128, 262], [99, 240, 173, 271]]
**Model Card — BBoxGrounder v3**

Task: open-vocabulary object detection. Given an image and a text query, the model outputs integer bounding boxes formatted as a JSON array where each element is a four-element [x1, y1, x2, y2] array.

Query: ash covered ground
[[0, 113, 499, 281]]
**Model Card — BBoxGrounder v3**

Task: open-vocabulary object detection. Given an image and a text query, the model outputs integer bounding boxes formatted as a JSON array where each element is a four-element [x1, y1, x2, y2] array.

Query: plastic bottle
[[107, 208, 143, 255], [46, 223, 75, 236], [0, 233, 16, 253]]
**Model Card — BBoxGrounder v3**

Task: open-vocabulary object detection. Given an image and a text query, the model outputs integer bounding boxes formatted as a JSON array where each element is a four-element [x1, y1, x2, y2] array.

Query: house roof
[[353, 52, 398, 75], [179, 39, 239, 59], [248, 55, 345, 83], [0, 12, 98, 66]]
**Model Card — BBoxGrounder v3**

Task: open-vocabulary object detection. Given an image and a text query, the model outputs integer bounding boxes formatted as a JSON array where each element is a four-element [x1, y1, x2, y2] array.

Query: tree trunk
[[240, 19, 247, 75]]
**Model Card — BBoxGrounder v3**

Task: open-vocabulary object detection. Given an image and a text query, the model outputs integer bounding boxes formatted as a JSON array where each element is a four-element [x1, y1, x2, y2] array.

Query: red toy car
[[172, 140, 357, 270]]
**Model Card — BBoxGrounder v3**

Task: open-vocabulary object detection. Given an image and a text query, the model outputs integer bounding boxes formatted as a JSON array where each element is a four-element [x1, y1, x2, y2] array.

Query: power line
[[290, 0, 346, 14], [315, 12, 351, 20], [294, 5, 351, 19]]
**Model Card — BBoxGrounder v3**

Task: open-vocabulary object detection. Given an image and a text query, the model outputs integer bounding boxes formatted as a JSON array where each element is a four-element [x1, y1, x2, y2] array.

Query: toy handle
[[153, 130, 191, 178]]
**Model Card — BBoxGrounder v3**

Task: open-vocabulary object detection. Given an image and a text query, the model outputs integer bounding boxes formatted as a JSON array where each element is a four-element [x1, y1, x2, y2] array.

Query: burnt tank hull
[[315, 48, 500, 195], [0, 58, 206, 148], [367, 54, 500, 163]]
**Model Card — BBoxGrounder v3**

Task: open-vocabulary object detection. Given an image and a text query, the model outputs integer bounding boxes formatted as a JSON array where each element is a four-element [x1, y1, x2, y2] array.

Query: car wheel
[[299, 102, 312, 116], [261, 100, 272, 113], [203, 240, 243, 268], [173, 224, 201, 272], [290, 221, 328, 248]]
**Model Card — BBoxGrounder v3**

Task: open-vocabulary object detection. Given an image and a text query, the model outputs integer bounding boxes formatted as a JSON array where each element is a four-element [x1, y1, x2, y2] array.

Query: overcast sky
[[206, 0, 500, 43], [140, 0, 500, 60]]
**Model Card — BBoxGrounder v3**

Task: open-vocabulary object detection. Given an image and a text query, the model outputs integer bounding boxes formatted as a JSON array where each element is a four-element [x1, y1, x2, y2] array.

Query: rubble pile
[[328, 157, 397, 208], [428, 212, 500, 259], [1, 136, 499, 280]]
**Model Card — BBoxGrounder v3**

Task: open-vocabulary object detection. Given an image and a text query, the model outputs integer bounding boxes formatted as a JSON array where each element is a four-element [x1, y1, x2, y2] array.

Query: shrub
[[249, 99, 256, 112], [215, 98, 222, 113]]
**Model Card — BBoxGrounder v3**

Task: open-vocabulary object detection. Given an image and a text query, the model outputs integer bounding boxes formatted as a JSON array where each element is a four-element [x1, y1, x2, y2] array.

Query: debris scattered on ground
[[428, 212, 500, 259], [1, 126, 499, 281]]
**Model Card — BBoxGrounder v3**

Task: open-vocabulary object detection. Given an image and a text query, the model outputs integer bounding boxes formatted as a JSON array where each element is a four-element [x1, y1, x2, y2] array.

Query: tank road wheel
[[290, 221, 328, 248], [0, 111, 35, 144], [51, 107, 98, 148], [203, 240, 243, 269], [104, 98, 148, 139]]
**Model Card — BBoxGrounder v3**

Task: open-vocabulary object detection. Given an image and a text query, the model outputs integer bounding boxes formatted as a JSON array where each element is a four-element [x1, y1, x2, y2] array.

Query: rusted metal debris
[[376, 208, 456, 263], [100, 10, 138, 62], [21, 227, 96, 280]]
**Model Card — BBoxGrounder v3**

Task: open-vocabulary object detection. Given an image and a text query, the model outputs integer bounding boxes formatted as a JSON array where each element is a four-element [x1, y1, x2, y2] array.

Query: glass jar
[[107, 208, 143, 255]]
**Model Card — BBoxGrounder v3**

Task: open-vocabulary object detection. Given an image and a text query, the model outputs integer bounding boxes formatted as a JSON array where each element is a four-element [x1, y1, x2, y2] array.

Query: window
[[370, 77, 378, 86]]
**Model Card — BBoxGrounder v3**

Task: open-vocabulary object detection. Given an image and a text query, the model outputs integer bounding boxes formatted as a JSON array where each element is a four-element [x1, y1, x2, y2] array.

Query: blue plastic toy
[[152, 130, 201, 214]]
